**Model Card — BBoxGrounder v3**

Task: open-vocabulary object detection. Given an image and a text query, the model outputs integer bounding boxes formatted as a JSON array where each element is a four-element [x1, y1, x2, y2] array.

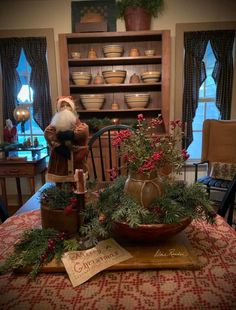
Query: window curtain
[[0, 38, 22, 125], [23, 37, 52, 130], [210, 30, 235, 120], [182, 30, 235, 149], [182, 32, 208, 148]]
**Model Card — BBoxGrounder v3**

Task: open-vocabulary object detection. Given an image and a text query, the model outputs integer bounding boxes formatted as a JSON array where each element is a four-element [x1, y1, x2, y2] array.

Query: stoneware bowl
[[112, 217, 192, 243], [71, 51, 81, 59], [144, 49, 156, 56]]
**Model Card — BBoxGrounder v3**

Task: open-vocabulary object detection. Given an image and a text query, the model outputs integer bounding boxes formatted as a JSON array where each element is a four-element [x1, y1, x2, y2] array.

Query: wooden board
[[15, 232, 201, 274]]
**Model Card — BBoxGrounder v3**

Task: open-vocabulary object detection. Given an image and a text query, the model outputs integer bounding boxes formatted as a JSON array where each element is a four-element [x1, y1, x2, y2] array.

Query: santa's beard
[[51, 109, 77, 132]]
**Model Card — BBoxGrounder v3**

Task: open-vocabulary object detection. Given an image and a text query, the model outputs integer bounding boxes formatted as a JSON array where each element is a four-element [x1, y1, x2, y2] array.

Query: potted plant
[[116, 0, 164, 31]]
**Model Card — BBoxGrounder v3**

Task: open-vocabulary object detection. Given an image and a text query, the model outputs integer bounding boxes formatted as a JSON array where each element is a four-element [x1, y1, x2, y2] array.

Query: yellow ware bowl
[[144, 49, 156, 56], [71, 52, 81, 59], [126, 101, 149, 109], [80, 94, 105, 110], [102, 70, 126, 84], [73, 78, 91, 85]]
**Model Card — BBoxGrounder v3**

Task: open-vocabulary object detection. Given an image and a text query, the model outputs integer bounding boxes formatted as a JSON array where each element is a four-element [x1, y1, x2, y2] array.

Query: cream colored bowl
[[102, 70, 126, 84], [80, 94, 105, 110], [103, 44, 123, 52], [72, 72, 92, 85], [72, 78, 91, 85], [126, 101, 148, 109], [71, 52, 81, 59], [82, 101, 104, 110], [80, 94, 104, 99], [103, 44, 123, 58], [141, 71, 161, 83], [144, 49, 155, 56], [125, 93, 150, 109], [104, 52, 123, 58]]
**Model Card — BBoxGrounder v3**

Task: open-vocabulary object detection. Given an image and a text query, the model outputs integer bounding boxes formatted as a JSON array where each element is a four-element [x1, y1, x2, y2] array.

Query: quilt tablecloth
[[0, 210, 236, 310]]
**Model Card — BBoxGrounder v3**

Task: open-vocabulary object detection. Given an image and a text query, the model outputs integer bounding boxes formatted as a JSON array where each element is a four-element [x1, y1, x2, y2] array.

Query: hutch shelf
[[58, 30, 170, 132]]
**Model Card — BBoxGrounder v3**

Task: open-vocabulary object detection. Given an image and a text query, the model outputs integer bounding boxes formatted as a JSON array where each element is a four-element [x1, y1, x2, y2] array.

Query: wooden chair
[[87, 124, 132, 182], [194, 119, 236, 198], [217, 174, 236, 227], [0, 198, 9, 223]]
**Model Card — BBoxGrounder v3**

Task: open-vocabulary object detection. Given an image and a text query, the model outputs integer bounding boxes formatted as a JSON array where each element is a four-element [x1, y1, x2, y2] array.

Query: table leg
[[41, 170, 46, 185], [28, 177, 36, 196], [16, 177, 23, 206], [0, 177, 7, 207]]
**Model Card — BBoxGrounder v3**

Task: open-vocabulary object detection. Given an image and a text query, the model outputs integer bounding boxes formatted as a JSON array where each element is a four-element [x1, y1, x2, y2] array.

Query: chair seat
[[198, 176, 232, 189]]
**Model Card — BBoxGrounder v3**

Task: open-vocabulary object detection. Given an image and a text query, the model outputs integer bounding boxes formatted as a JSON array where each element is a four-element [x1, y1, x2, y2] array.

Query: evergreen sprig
[[40, 185, 77, 210], [0, 228, 81, 278]]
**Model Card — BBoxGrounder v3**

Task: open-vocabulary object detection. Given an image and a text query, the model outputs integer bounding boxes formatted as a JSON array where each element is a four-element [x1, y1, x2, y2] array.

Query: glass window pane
[[188, 41, 218, 160], [206, 102, 220, 119], [31, 117, 44, 135], [199, 84, 204, 98], [205, 76, 216, 98], [16, 48, 47, 149], [187, 131, 202, 159], [17, 85, 34, 103], [192, 102, 204, 130]]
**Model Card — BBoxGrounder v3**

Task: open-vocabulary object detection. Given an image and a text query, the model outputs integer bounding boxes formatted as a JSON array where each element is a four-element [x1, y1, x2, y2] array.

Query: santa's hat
[[56, 96, 75, 112]]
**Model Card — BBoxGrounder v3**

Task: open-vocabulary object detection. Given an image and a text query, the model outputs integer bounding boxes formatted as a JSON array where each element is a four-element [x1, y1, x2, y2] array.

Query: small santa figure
[[44, 96, 89, 185], [3, 119, 17, 143]]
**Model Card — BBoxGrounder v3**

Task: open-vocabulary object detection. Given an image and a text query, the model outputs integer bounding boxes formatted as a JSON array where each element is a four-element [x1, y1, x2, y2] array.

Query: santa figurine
[[3, 119, 17, 143], [44, 96, 89, 185]]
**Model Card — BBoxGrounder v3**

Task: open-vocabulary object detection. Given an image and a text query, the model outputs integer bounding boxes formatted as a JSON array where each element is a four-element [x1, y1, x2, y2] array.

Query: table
[[0, 209, 236, 309], [0, 145, 48, 160], [0, 155, 47, 207]]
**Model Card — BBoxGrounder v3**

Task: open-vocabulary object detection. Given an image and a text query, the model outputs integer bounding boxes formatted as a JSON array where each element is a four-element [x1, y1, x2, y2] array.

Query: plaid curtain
[[182, 32, 208, 148], [210, 30, 235, 120], [23, 37, 52, 130], [0, 38, 22, 125], [183, 30, 235, 149]]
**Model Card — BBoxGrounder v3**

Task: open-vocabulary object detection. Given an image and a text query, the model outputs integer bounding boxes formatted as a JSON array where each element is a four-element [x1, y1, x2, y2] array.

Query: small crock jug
[[129, 73, 140, 84], [129, 48, 140, 57], [93, 73, 104, 84], [87, 48, 97, 59]]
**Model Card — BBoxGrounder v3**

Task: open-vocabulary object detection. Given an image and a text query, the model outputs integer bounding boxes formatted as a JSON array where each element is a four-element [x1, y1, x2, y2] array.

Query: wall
[[0, 0, 235, 110], [0, 0, 235, 200]]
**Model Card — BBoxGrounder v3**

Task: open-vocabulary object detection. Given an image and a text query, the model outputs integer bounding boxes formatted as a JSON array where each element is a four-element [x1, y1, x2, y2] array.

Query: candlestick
[[74, 169, 87, 194]]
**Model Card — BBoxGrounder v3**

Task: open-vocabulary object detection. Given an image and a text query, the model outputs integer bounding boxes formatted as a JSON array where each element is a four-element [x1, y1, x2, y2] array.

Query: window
[[187, 42, 220, 160], [175, 23, 236, 167], [0, 28, 58, 157], [15, 49, 47, 157]]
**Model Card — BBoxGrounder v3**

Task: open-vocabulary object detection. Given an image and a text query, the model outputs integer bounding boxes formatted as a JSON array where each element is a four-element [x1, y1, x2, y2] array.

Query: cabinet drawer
[[0, 165, 34, 176]]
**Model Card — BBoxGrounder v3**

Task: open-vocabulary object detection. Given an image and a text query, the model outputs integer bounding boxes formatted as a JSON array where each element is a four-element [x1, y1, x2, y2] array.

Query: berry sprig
[[64, 197, 78, 215], [39, 232, 66, 264]]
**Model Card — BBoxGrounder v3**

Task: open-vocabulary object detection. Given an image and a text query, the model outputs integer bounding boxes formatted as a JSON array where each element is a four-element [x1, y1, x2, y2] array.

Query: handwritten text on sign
[[62, 239, 132, 287]]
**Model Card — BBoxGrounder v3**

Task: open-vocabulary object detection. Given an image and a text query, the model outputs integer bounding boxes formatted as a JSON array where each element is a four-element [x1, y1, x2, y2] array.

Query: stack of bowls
[[103, 44, 123, 58], [141, 71, 161, 83], [102, 70, 126, 84], [124, 93, 150, 109], [71, 72, 92, 85], [80, 94, 105, 110]]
